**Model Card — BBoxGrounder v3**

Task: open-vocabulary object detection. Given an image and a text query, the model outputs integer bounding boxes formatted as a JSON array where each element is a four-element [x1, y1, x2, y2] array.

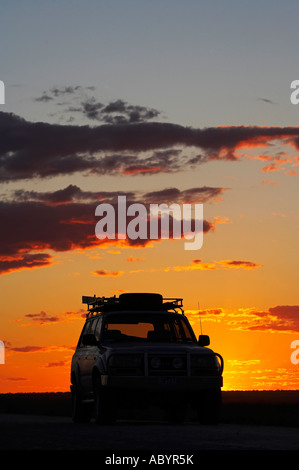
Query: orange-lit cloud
[[217, 260, 262, 269], [126, 256, 145, 262], [164, 259, 262, 272], [6, 345, 74, 354], [247, 305, 299, 333], [93, 269, 124, 277], [190, 304, 299, 334], [17, 309, 86, 326], [262, 179, 281, 185], [0, 253, 52, 275], [0, 186, 217, 275]]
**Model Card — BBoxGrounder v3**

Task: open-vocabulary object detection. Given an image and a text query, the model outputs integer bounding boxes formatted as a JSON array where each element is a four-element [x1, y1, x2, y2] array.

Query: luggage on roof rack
[[82, 292, 184, 316]]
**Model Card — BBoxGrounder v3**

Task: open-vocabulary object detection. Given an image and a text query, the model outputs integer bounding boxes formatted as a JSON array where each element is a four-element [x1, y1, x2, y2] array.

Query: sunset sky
[[1, 0, 299, 393]]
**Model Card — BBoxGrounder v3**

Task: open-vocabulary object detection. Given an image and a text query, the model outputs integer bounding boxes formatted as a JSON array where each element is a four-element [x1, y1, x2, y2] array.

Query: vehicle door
[[83, 316, 102, 392], [76, 319, 94, 392]]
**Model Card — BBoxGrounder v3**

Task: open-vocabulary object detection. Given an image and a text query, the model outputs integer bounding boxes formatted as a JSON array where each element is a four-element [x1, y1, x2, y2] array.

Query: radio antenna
[[198, 301, 203, 335]]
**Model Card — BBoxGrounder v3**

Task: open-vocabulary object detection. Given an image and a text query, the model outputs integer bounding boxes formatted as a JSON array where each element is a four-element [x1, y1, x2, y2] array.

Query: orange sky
[[1, 217, 299, 393]]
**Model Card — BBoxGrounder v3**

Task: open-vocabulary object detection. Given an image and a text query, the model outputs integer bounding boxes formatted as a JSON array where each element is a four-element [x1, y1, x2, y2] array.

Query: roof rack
[[82, 293, 184, 317]]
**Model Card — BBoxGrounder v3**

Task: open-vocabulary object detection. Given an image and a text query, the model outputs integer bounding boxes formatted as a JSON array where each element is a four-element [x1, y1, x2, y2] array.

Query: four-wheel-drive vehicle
[[70, 292, 224, 424]]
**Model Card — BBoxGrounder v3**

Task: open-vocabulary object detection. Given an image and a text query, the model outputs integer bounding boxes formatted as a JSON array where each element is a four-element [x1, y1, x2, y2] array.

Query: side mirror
[[198, 334, 210, 346], [82, 334, 98, 346]]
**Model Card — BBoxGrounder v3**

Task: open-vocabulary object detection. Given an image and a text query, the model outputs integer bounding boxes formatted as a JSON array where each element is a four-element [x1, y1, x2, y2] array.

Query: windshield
[[102, 313, 195, 343]]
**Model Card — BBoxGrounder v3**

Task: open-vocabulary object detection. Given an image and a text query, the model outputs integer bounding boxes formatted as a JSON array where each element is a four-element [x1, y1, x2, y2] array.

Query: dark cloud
[[93, 270, 124, 277], [45, 361, 67, 368], [2, 111, 299, 182], [50, 86, 84, 96], [143, 186, 227, 204], [82, 97, 104, 120], [13, 185, 137, 205], [247, 305, 299, 333], [19, 308, 86, 326], [218, 260, 262, 269], [34, 87, 160, 125], [7, 345, 74, 353], [24, 311, 60, 324], [34, 85, 92, 101], [0, 253, 52, 275], [11, 184, 225, 205], [0, 185, 216, 274], [8, 345, 47, 353], [34, 94, 53, 102], [257, 98, 277, 105], [81, 98, 161, 124]]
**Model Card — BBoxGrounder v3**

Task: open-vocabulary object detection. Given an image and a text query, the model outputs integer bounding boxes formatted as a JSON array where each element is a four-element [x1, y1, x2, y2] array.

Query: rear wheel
[[71, 384, 91, 423], [197, 388, 221, 424]]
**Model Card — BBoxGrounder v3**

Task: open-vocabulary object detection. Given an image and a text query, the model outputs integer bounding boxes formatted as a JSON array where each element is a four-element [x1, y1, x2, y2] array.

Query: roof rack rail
[[82, 293, 184, 317]]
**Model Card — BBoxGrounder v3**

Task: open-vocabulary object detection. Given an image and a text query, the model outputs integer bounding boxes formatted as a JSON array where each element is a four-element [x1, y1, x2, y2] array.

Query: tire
[[197, 388, 221, 425], [165, 403, 186, 424], [71, 384, 91, 423], [93, 375, 115, 424]]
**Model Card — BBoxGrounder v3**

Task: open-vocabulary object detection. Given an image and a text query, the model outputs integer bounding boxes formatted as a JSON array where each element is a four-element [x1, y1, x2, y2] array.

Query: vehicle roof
[[83, 293, 185, 318]]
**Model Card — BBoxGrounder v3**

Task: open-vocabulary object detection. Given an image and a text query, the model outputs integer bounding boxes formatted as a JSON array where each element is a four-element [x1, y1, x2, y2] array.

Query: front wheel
[[165, 402, 186, 424], [93, 375, 115, 424], [71, 384, 91, 423], [196, 388, 221, 425]]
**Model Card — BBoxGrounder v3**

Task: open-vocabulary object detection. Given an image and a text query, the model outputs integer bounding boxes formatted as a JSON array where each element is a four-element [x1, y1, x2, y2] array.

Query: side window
[[89, 318, 98, 336], [78, 320, 92, 347], [94, 317, 102, 342]]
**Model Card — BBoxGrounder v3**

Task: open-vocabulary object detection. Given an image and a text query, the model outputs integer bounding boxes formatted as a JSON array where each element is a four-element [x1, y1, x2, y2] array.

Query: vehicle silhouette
[[70, 293, 224, 424]]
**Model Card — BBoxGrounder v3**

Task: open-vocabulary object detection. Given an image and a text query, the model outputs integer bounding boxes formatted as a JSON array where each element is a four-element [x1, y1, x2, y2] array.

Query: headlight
[[191, 354, 221, 375], [148, 355, 186, 372], [150, 357, 161, 369], [191, 355, 218, 367], [172, 357, 183, 369]]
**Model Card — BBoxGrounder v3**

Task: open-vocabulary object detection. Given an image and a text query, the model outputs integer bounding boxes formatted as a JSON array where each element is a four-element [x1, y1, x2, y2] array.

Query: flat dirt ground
[[0, 391, 298, 452], [0, 412, 299, 451]]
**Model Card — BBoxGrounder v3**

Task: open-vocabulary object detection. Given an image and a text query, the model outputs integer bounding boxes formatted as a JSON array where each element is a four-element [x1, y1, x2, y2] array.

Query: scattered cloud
[[257, 98, 277, 105], [186, 304, 299, 334], [217, 260, 262, 269], [6, 345, 74, 353], [0, 253, 52, 275], [45, 360, 68, 368], [126, 256, 145, 262], [247, 305, 299, 333], [93, 269, 124, 277], [2, 110, 299, 182], [17, 309, 86, 326], [164, 259, 262, 272], [262, 179, 281, 185]]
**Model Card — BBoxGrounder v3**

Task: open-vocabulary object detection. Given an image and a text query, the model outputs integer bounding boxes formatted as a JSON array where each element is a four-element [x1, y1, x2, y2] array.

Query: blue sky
[[2, 0, 299, 127]]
